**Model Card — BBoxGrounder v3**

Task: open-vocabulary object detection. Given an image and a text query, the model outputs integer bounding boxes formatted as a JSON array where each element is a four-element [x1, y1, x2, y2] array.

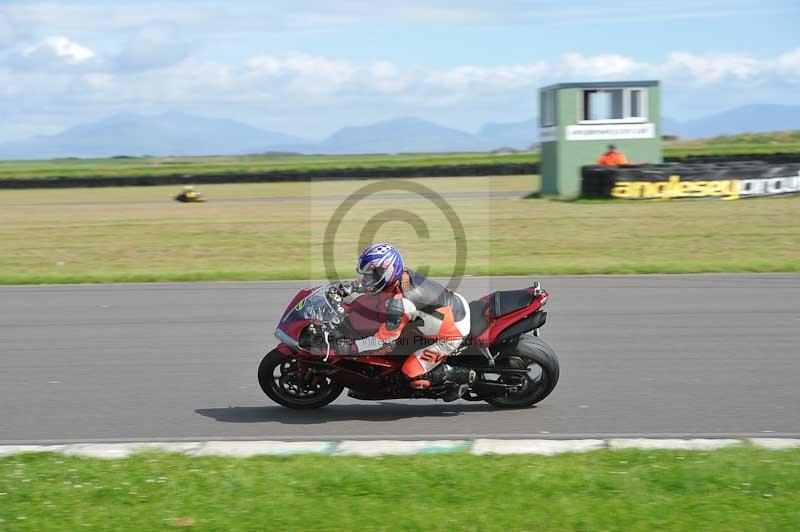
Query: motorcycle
[[258, 280, 560, 409]]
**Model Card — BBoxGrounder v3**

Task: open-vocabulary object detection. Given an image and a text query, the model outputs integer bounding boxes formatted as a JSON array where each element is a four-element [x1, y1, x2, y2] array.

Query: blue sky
[[0, 0, 798, 141]]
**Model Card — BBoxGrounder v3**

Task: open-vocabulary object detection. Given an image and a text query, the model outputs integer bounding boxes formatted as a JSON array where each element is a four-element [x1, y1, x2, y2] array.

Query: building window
[[541, 90, 556, 126], [629, 89, 644, 118], [580, 88, 647, 123]]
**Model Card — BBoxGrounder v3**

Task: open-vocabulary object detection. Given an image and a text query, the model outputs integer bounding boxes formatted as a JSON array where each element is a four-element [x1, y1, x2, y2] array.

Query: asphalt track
[[2, 274, 799, 444]]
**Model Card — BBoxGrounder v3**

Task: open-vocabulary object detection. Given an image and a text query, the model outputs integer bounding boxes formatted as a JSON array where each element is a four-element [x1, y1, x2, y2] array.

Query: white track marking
[[749, 438, 800, 450], [63, 442, 202, 459], [2, 438, 799, 458], [190, 440, 334, 457], [471, 439, 605, 455], [0, 445, 66, 457], [334, 440, 468, 456], [608, 439, 741, 450]]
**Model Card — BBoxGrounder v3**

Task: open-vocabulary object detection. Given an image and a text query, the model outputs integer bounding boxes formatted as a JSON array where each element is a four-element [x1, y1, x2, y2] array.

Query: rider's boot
[[413, 364, 476, 402]]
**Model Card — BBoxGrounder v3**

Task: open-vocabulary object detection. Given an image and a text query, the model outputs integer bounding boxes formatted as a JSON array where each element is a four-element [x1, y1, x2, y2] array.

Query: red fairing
[[276, 288, 315, 341], [279, 317, 312, 343], [281, 288, 314, 321], [276, 343, 294, 356], [474, 288, 548, 346]]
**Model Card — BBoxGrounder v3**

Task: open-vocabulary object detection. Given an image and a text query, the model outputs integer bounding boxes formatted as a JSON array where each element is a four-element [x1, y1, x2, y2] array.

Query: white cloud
[[423, 49, 800, 94], [368, 61, 412, 93], [1, 46, 799, 142], [658, 52, 761, 85], [425, 62, 551, 92], [23, 36, 95, 64], [248, 53, 355, 80], [558, 53, 641, 80], [247, 53, 357, 96], [772, 48, 800, 83]]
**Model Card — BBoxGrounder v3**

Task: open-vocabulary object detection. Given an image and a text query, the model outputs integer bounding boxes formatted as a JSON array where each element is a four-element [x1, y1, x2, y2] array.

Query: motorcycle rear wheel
[[258, 349, 344, 409], [483, 334, 560, 409]]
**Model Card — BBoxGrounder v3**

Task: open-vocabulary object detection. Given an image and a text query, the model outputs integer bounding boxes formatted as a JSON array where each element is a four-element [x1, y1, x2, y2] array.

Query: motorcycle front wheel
[[258, 349, 344, 409]]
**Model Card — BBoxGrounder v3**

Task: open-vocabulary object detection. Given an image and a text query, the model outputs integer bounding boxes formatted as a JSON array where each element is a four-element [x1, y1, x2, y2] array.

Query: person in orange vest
[[596, 144, 629, 166]]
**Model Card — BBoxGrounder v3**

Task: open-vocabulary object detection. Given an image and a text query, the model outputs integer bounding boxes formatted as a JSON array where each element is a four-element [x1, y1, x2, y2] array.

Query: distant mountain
[[284, 117, 496, 154], [477, 118, 538, 150], [0, 112, 310, 159], [662, 105, 800, 139], [2, 104, 798, 160]]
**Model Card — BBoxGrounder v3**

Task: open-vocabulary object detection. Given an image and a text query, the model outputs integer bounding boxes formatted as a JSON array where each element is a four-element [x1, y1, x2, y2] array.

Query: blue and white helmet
[[356, 243, 404, 292]]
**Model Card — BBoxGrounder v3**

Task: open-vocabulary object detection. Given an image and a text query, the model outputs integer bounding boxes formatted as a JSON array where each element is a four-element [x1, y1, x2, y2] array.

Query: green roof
[[540, 80, 659, 91]]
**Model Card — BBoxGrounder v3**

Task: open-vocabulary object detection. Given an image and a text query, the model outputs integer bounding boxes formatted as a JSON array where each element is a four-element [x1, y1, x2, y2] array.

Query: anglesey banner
[[611, 173, 800, 200], [581, 163, 800, 200]]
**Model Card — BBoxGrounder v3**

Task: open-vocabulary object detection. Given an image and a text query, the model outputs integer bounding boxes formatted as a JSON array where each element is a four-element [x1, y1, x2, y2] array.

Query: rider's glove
[[336, 280, 364, 297], [336, 281, 354, 297], [349, 279, 366, 294]]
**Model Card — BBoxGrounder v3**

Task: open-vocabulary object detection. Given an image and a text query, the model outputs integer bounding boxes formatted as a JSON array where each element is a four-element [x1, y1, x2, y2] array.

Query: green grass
[[0, 152, 537, 181], [670, 130, 800, 146], [663, 130, 800, 157], [708, 133, 800, 145], [1, 175, 798, 284], [1, 131, 799, 181], [2, 447, 799, 531], [663, 142, 800, 157]]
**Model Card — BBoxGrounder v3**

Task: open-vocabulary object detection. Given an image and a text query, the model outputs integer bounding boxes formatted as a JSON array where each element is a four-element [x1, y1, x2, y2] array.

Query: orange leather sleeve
[[375, 293, 409, 342], [355, 293, 410, 354]]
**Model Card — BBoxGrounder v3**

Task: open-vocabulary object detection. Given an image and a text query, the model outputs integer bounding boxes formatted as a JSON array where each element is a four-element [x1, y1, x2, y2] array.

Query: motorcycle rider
[[336, 243, 475, 402]]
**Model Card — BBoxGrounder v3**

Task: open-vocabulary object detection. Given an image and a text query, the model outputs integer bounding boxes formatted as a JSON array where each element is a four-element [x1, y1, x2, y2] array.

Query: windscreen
[[282, 283, 339, 325]]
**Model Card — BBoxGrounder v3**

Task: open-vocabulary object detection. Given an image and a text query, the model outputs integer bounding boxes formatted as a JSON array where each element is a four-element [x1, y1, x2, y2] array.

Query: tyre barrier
[[582, 161, 800, 200], [0, 163, 540, 189], [664, 152, 800, 165]]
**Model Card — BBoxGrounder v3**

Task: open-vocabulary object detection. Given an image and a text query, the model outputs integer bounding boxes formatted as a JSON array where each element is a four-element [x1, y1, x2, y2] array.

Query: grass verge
[[1, 133, 799, 181], [1, 176, 798, 284], [0, 152, 539, 181], [1, 447, 799, 531]]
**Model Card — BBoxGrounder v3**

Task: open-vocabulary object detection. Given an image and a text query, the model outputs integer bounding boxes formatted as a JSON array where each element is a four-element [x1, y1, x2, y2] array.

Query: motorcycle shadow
[[195, 402, 496, 425]]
